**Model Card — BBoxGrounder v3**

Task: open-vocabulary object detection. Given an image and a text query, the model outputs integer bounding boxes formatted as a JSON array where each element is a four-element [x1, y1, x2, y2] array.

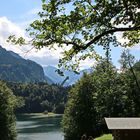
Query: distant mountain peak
[[43, 66, 92, 86]]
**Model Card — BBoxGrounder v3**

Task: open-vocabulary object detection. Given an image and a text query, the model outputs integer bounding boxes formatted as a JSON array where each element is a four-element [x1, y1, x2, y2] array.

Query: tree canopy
[[0, 81, 17, 140], [8, 0, 140, 70], [62, 73, 99, 140], [8, 82, 69, 114], [62, 56, 140, 140]]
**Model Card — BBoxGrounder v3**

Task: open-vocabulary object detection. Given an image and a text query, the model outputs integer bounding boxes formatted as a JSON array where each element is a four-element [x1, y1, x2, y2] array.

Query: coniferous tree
[[62, 58, 134, 140], [62, 73, 99, 140]]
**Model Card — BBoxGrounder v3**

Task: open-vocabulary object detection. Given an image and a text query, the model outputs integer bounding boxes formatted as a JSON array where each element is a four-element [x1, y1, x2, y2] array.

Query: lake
[[16, 114, 64, 140]]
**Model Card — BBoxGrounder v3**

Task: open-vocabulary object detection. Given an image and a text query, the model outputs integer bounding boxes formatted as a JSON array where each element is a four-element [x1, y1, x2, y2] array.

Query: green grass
[[95, 134, 113, 140]]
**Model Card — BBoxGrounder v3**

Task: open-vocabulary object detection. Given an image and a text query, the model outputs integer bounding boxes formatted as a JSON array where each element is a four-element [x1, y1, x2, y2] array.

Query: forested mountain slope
[[0, 45, 51, 83]]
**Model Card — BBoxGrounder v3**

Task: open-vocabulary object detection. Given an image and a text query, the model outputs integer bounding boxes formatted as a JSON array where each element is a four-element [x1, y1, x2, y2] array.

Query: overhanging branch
[[85, 26, 140, 49], [51, 26, 140, 55]]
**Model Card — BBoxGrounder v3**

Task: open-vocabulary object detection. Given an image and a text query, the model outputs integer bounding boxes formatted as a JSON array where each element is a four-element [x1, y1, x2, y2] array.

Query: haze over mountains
[[0, 45, 92, 85], [43, 66, 92, 86]]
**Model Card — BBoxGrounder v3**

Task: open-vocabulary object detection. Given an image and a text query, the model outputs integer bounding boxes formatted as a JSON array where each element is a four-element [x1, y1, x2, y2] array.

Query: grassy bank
[[95, 134, 112, 140]]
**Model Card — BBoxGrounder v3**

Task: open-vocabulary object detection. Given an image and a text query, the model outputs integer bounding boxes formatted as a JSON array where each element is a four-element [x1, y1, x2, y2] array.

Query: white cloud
[[17, 19, 34, 29], [25, 46, 64, 67], [0, 16, 65, 67], [0, 17, 26, 37], [79, 58, 95, 70], [115, 32, 128, 45], [111, 17, 140, 50], [115, 32, 140, 50], [0, 16, 97, 70], [0, 16, 28, 54]]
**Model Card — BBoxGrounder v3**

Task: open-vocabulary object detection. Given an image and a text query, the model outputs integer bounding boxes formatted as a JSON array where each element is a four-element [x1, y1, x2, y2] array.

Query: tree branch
[[85, 26, 140, 48], [52, 39, 81, 48], [52, 26, 140, 55]]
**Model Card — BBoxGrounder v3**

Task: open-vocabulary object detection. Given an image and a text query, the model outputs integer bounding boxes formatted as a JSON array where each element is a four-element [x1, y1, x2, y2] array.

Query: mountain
[[0, 45, 52, 83], [43, 66, 92, 86]]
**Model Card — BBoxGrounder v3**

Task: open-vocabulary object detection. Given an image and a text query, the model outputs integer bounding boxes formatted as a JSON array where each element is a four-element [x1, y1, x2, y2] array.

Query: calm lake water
[[16, 114, 64, 140]]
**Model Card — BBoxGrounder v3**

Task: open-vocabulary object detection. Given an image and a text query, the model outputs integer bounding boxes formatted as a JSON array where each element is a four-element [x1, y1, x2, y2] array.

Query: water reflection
[[16, 114, 64, 140]]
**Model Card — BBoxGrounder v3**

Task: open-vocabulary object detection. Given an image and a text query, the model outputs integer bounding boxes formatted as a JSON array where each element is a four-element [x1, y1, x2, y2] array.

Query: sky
[[0, 0, 140, 70]]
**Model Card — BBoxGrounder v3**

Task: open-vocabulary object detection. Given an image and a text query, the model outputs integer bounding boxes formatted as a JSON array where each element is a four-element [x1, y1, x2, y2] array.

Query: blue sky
[[0, 0, 41, 21], [0, 0, 139, 69]]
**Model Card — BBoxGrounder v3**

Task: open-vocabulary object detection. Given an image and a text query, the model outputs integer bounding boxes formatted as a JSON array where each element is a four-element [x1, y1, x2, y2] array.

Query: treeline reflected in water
[[16, 114, 63, 140]]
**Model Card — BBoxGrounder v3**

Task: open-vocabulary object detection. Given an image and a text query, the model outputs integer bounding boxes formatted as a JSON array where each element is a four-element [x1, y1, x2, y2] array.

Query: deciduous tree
[[62, 73, 99, 140], [8, 0, 140, 70]]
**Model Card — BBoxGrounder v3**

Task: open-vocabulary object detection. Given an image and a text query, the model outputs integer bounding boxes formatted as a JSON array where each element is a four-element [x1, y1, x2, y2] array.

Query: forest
[[8, 82, 69, 114], [1, 50, 140, 140], [62, 50, 140, 140]]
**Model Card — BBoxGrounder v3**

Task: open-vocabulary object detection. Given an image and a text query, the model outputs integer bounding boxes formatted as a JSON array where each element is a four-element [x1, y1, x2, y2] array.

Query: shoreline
[[16, 112, 63, 118]]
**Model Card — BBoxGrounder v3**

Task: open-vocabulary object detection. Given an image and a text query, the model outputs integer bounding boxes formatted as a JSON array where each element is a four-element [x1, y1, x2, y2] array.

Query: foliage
[[8, 0, 140, 70], [118, 50, 140, 116], [0, 81, 17, 140], [119, 49, 135, 71], [62, 59, 119, 140], [8, 82, 69, 114], [62, 73, 100, 140], [62, 55, 140, 140], [92, 59, 127, 117], [133, 60, 140, 84]]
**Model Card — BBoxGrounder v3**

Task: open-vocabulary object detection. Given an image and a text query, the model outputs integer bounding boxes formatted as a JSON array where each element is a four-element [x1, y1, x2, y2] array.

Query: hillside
[[0, 45, 51, 83], [0, 45, 92, 85], [8, 82, 69, 114]]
